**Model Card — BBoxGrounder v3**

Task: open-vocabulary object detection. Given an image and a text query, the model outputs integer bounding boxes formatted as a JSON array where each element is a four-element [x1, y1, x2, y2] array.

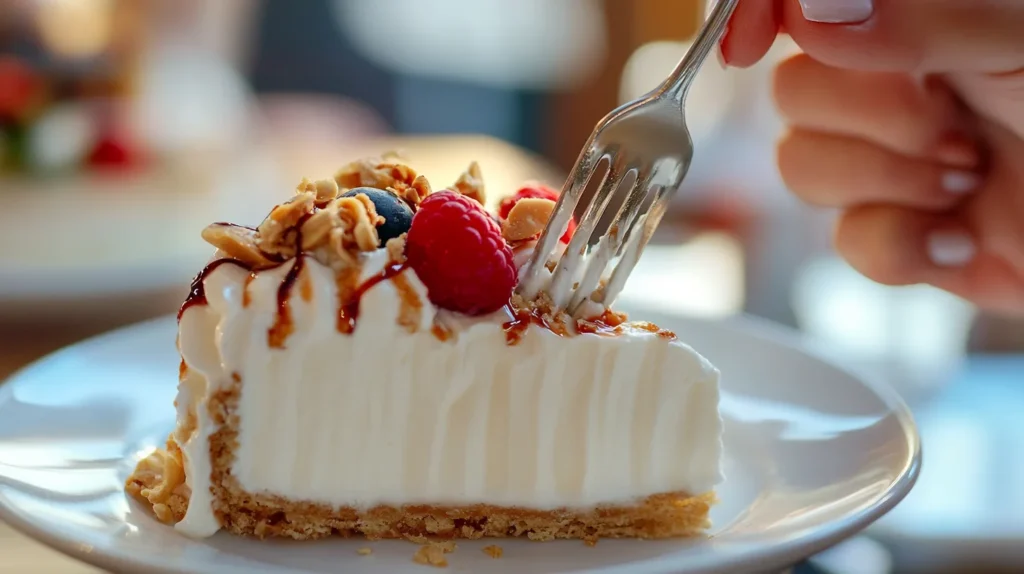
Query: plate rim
[[0, 313, 922, 574]]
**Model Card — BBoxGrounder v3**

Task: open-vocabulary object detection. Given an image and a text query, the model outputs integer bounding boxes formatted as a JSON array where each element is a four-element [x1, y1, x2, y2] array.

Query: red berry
[[88, 135, 135, 168], [0, 57, 40, 120], [406, 190, 517, 315], [498, 184, 575, 243]]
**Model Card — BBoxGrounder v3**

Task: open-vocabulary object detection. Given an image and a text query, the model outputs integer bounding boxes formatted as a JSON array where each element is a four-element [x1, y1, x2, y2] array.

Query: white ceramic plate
[[0, 311, 920, 574]]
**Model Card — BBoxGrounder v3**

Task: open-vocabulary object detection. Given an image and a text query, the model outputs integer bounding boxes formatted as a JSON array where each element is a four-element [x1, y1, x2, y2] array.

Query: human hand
[[723, 0, 1024, 315]]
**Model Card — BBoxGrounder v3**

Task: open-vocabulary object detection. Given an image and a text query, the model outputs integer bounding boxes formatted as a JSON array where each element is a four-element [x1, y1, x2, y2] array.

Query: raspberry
[[406, 190, 517, 315], [498, 184, 575, 243]]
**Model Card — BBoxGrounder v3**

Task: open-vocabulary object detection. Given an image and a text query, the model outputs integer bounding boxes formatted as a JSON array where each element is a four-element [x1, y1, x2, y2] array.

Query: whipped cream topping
[[172, 249, 723, 538]]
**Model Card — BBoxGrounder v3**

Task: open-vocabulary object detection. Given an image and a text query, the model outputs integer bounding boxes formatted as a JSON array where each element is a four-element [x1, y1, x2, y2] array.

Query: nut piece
[[295, 177, 316, 195], [339, 194, 385, 252], [201, 223, 277, 268], [306, 194, 384, 268], [434, 540, 457, 553], [335, 157, 430, 209], [299, 208, 343, 251], [335, 157, 418, 193], [386, 233, 408, 264], [128, 443, 187, 525], [412, 545, 448, 568], [256, 192, 316, 258], [396, 174, 431, 210], [294, 177, 342, 207], [314, 178, 340, 204], [451, 161, 485, 205], [502, 197, 555, 241]]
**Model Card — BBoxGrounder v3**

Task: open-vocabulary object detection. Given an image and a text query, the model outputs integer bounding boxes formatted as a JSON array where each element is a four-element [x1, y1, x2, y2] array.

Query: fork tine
[[600, 182, 675, 307], [546, 154, 631, 308], [566, 167, 652, 315], [516, 143, 602, 299]]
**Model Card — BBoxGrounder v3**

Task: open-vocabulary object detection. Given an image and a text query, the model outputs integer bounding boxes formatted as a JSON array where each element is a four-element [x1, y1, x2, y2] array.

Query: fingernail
[[716, 4, 733, 67], [799, 0, 874, 23], [718, 25, 732, 68], [927, 231, 976, 267], [713, 0, 731, 68], [941, 170, 981, 194]]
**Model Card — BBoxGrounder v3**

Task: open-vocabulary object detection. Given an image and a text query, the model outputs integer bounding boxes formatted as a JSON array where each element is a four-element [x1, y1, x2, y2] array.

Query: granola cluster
[[125, 442, 188, 524], [199, 157, 485, 271], [335, 156, 433, 210]]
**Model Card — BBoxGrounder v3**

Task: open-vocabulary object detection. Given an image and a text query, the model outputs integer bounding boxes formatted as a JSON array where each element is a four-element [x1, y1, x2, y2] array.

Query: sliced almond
[[201, 223, 276, 267]]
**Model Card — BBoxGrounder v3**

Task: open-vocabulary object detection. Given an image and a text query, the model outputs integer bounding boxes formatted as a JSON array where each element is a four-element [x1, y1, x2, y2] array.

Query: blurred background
[[0, 1, 1021, 573]]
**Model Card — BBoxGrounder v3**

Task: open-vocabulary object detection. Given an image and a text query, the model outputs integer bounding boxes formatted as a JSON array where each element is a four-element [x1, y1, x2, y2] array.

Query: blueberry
[[341, 187, 413, 246]]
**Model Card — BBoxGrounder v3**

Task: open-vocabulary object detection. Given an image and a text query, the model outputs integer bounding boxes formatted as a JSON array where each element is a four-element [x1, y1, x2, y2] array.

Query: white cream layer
[[173, 250, 723, 538]]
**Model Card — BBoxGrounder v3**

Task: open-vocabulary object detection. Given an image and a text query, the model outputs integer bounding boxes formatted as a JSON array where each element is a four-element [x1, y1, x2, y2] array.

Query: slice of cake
[[127, 157, 723, 542]]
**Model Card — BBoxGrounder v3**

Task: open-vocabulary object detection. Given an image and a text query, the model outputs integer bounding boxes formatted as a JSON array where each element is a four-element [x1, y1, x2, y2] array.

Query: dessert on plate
[[127, 156, 723, 542]]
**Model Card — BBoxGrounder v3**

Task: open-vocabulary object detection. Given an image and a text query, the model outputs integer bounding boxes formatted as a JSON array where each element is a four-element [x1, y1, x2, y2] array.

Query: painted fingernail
[[799, 0, 874, 23], [941, 170, 981, 194], [927, 231, 976, 267], [712, 0, 731, 68]]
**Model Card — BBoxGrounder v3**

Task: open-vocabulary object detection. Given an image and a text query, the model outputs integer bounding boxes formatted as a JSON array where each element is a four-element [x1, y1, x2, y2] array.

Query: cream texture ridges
[[172, 248, 723, 538]]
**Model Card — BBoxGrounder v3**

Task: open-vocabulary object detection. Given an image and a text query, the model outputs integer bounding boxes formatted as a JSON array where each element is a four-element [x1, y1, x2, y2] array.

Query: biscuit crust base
[[127, 375, 714, 541]]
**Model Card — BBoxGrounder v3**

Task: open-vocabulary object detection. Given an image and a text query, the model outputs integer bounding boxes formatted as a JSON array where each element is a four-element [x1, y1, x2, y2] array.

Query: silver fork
[[516, 0, 738, 316]]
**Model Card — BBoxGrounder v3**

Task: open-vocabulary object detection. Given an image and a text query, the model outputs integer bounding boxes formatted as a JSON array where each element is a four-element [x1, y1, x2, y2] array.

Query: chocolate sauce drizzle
[[178, 259, 255, 320], [267, 256, 306, 348], [211, 221, 256, 231], [179, 252, 413, 345], [337, 262, 407, 334]]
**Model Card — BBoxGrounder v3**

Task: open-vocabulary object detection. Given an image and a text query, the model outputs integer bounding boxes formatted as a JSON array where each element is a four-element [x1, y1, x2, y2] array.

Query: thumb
[[783, 0, 1024, 73]]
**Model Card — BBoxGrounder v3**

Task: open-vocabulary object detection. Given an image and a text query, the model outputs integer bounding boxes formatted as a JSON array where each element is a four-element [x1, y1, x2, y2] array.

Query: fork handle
[[658, 0, 739, 101]]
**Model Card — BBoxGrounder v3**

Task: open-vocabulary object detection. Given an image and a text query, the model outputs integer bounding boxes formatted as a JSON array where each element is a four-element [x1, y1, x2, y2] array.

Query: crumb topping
[[126, 442, 188, 525], [482, 545, 503, 558], [386, 233, 408, 265], [450, 161, 485, 205], [187, 154, 663, 344], [335, 156, 430, 210], [256, 192, 316, 260], [412, 543, 453, 568]]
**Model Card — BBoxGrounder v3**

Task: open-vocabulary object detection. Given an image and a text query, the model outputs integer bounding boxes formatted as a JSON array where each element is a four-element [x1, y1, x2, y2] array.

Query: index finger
[[719, 0, 781, 68]]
